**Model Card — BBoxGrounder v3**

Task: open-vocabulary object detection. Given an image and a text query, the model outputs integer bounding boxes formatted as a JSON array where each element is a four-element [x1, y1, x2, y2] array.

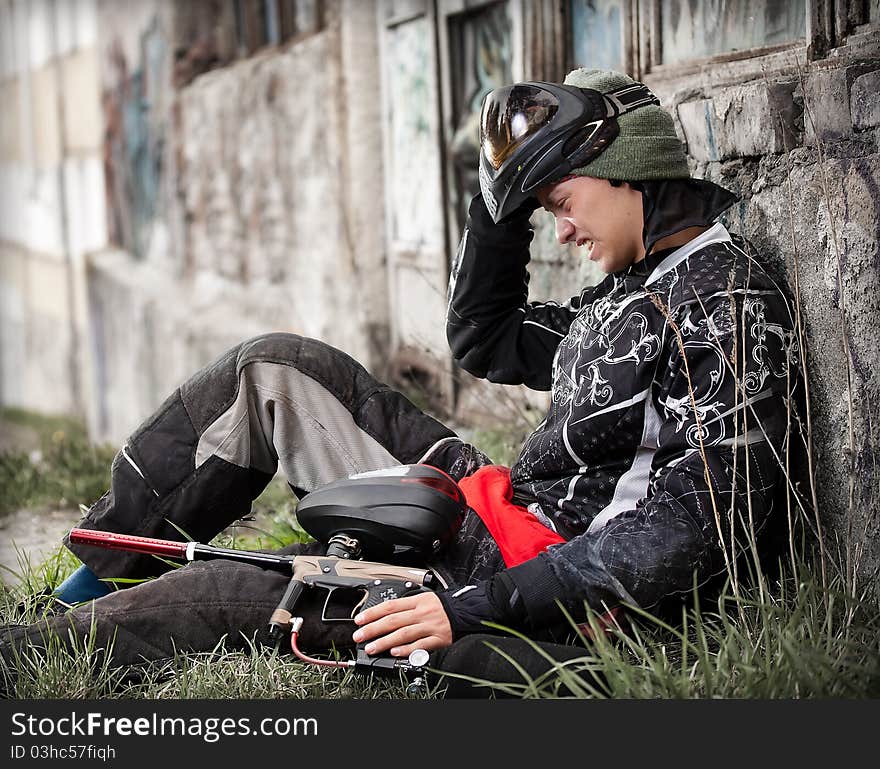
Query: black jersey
[[447, 194, 800, 617]]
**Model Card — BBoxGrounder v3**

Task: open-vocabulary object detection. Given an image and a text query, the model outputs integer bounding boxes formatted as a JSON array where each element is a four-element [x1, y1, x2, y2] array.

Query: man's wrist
[[437, 578, 520, 641], [501, 554, 569, 628], [438, 567, 539, 641]]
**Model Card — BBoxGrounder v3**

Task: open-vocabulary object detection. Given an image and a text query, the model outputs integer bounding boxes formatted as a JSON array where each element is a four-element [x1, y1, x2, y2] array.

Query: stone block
[[53, 0, 78, 57], [677, 99, 721, 162], [64, 155, 108, 259], [26, 256, 70, 318], [26, 0, 53, 70], [851, 70, 880, 129], [0, 3, 17, 79], [0, 243, 26, 320], [24, 168, 65, 256], [713, 80, 796, 158], [0, 313, 25, 404], [74, 0, 99, 49], [0, 164, 26, 244], [54, 0, 98, 55], [21, 307, 76, 414], [803, 67, 851, 145]]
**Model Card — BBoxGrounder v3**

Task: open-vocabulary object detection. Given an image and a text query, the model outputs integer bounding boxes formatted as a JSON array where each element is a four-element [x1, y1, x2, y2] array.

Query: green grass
[[1, 410, 878, 700], [0, 407, 116, 516], [0, 625, 421, 700], [457, 562, 880, 699], [467, 426, 527, 468], [0, 471, 421, 700], [3, 542, 878, 699], [0, 536, 423, 700]]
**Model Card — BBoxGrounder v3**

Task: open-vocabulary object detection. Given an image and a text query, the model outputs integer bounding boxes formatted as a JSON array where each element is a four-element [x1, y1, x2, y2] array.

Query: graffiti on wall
[[103, 16, 168, 260]]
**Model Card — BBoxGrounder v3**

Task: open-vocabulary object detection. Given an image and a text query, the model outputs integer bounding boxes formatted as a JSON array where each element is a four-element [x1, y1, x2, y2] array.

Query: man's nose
[[555, 217, 575, 244]]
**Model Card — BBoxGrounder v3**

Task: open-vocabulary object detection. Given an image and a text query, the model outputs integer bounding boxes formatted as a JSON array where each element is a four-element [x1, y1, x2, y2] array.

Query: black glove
[[437, 572, 528, 641], [469, 192, 540, 232], [499, 194, 542, 225]]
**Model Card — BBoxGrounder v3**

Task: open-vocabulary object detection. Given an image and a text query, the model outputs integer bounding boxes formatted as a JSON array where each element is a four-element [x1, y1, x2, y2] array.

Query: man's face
[[536, 176, 645, 273]]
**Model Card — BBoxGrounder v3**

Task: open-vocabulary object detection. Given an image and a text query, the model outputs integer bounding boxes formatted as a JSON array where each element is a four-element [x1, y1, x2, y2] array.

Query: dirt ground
[[0, 417, 81, 585], [0, 507, 82, 584]]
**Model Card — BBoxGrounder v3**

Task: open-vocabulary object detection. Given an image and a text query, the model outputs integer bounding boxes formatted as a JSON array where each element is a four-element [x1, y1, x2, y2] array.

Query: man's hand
[[352, 592, 453, 657]]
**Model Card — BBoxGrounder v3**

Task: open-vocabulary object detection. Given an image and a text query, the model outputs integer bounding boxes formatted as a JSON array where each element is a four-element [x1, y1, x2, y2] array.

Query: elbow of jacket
[[451, 350, 488, 380]]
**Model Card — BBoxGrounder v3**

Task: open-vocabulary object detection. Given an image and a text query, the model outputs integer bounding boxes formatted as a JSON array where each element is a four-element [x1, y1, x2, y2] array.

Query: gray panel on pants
[[196, 361, 399, 492]]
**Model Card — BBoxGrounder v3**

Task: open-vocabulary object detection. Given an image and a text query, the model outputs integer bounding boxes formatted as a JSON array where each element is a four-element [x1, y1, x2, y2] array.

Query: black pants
[[3, 333, 598, 697], [3, 334, 505, 662]]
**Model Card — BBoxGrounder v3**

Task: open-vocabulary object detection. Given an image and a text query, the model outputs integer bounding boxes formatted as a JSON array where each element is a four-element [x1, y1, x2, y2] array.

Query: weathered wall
[[0, 0, 104, 420], [85, 0, 177, 440], [652, 46, 880, 589], [85, 0, 388, 443], [176, 2, 385, 360]]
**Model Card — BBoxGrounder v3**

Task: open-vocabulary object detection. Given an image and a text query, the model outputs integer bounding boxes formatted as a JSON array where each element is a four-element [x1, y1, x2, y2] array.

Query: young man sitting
[[1, 69, 800, 696]]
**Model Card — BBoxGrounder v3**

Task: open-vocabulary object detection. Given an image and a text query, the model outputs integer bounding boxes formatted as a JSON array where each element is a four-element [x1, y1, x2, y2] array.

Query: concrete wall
[[652, 44, 880, 588], [0, 0, 104, 420], [0, 0, 387, 444], [176, 1, 386, 359], [84, 0, 388, 442]]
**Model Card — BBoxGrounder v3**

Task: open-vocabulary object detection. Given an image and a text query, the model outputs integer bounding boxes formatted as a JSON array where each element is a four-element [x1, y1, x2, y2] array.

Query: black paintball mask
[[478, 80, 660, 224]]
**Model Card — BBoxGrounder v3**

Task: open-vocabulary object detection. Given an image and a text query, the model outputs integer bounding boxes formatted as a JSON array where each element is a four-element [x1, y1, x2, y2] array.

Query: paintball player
[[1, 68, 800, 694]]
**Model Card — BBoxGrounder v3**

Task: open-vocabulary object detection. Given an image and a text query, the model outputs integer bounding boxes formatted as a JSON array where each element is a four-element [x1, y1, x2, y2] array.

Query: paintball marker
[[68, 464, 467, 688]]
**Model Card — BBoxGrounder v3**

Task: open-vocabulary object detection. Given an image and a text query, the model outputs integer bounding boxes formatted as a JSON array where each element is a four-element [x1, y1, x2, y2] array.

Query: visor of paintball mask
[[478, 81, 659, 223]]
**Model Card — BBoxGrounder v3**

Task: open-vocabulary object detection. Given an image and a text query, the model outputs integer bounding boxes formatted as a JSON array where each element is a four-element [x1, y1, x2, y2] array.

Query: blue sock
[[53, 564, 112, 605]]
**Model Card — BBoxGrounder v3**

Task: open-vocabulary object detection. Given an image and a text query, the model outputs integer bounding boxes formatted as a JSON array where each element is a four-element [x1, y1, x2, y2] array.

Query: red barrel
[[69, 528, 189, 558]]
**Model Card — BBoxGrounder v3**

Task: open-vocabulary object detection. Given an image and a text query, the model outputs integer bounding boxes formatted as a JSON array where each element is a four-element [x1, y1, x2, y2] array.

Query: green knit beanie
[[563, 68, 690, 180]]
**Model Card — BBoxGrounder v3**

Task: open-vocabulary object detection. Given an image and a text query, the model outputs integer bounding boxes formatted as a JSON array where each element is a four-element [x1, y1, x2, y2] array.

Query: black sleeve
[[440, 287, 800, 635], [446, 194, 581, 391], [503, 288, 800, 627]]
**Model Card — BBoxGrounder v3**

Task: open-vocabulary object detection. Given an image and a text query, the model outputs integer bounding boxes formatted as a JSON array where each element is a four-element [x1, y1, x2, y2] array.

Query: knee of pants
[[237, 332, 355, 375], [237, 332, 306, 362], [236, 332, 380, 402], [235, 331, 454, 464]]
